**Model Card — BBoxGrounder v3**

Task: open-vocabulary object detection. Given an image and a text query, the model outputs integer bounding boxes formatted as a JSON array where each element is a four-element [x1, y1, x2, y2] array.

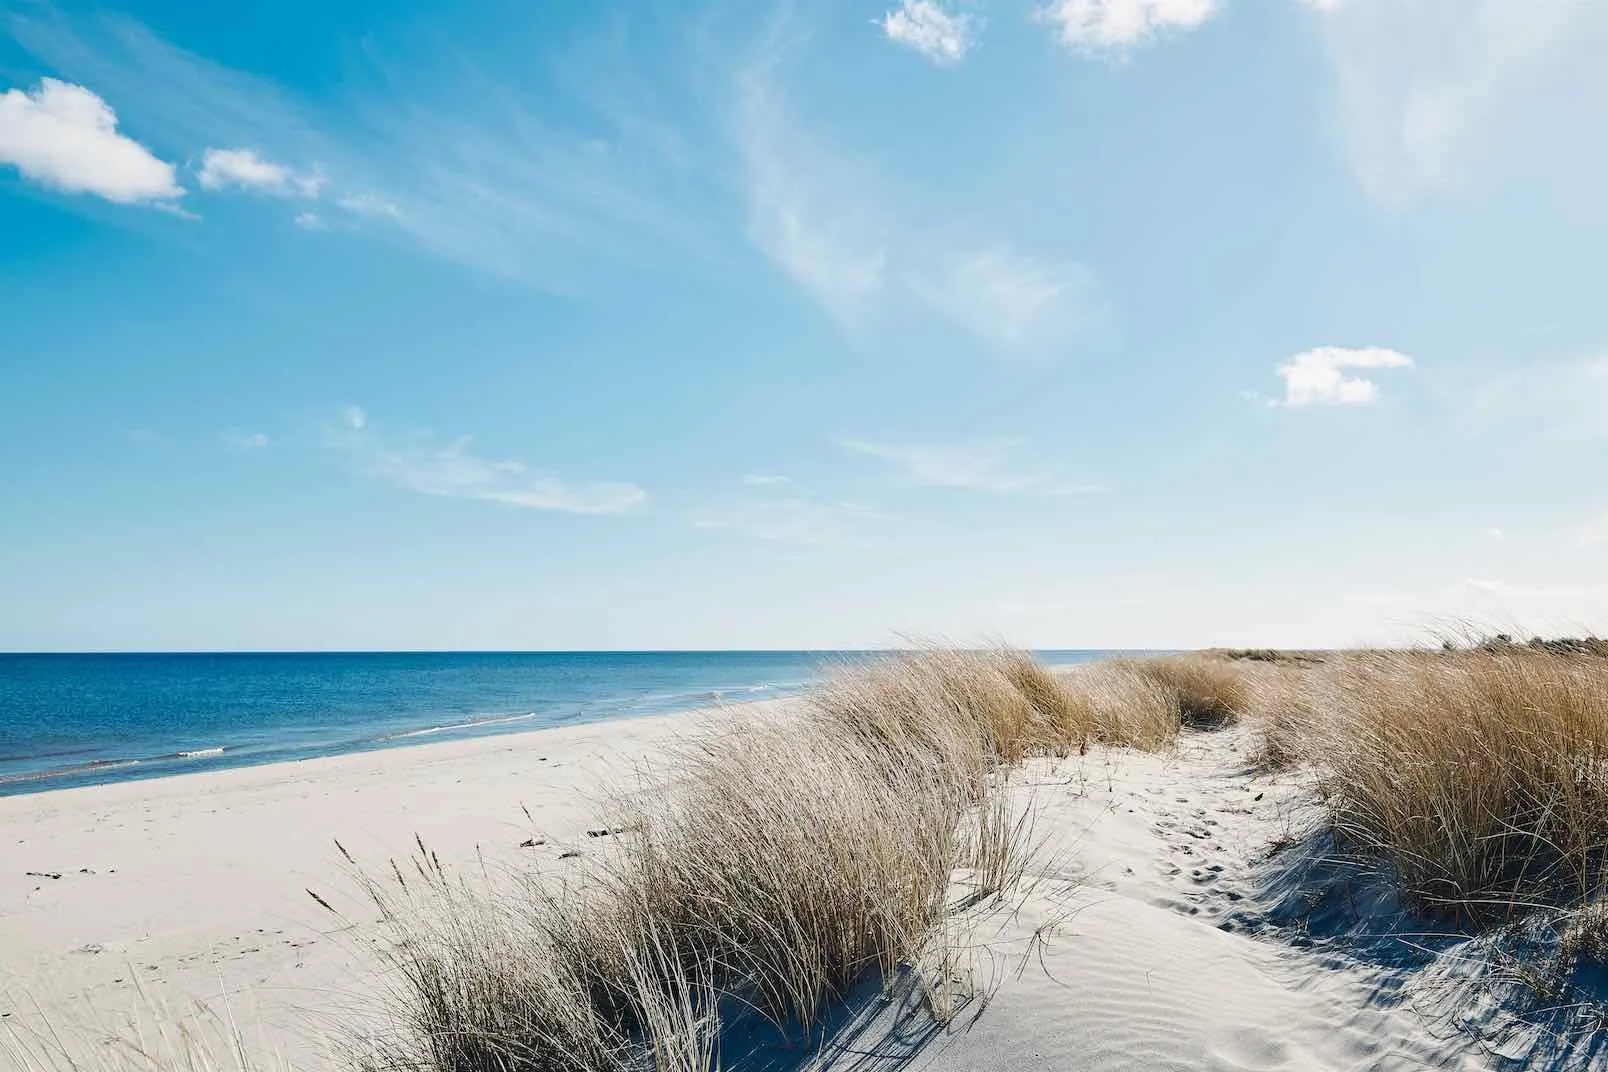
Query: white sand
[[0, 706, 1569, 1070], [0, 705, 734, 1067]]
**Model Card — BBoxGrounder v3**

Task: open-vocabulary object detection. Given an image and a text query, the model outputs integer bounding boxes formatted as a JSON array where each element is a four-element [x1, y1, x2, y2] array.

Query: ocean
[[0, 650, 1115, 796]]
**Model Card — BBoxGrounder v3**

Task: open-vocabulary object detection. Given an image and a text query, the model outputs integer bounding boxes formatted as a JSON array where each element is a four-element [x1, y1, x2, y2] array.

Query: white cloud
[[1298, 0, 1349, 10], [326, 410, 645, 515], [842, 437, 1101, 494], [4, 11, 720, 290], [1312, 0, 1608, 204], [742, 474, 791, 487], [1038, 0, 1217, 53], [225, 430, 270, 449], [294, 210, 325, 230], [0, 78, 182, 204], [1274, 346, 1414, 407], [881, 1, 976, 65], [198, 147, 321, 196]]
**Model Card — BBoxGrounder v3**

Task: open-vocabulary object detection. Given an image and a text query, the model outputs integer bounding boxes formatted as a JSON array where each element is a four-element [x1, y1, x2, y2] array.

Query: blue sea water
[[0, 650, 1115, 797]]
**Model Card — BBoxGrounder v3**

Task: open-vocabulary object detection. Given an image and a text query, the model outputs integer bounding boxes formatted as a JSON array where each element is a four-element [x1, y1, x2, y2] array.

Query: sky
[[3, 0, 1608, 651]]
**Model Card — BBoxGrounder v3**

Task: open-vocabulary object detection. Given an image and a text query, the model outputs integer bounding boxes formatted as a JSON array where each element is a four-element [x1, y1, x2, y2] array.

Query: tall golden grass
[[348, 648, 1115, 1072], [335, 640, 1608, 1065], [1295, 648, 1608, 922], [1118, 654, 1251, 729]]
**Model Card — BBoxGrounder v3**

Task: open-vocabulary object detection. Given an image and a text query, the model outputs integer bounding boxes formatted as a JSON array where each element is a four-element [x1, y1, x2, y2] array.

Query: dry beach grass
[[1295, 647, 1608, 922], [343, 648, 1102, 1072], [345, 647, 1265, 1070]]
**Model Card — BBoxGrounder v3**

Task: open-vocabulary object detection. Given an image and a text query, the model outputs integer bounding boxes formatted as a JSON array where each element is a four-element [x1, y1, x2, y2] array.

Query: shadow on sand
[[711, 964, 985, 1072], [1233, 826, 1608, 1071]]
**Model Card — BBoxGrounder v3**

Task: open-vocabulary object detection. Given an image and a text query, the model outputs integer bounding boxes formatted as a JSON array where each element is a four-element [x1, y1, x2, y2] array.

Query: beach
[[9, 648, 1608, 1070], [0, 668, 1502, 1071], [0, 703, 738, 1067]]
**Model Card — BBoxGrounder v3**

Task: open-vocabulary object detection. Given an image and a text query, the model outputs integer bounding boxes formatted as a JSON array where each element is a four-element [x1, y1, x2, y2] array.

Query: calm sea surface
[[0, 651, 1117, 796]]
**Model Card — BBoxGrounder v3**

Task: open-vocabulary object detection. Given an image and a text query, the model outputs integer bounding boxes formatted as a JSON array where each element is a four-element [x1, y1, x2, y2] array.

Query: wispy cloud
[[326, 407, 646, 515], [197, 147, 321, 197], [1037, 0, 1218, 54], [913, 247, 1093, 351], [1309, 0, 1608, 204], [842, 437, 1101, 494], [1274, 346, 1414, 407], [734, 40, 1090, 351], [336, 192, 401, 220], [11, 1, 1093, 344], [4, 5, 718, 283], [0, 77, 182, 204], [735, 63, 888, 320], [224, 430, 270, 449], [741, 473, 791, 487], [880, 1, 977, 65]]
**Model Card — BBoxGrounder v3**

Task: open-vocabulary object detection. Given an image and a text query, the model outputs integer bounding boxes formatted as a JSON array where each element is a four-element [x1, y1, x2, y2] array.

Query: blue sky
[[3, 0, 1607, 651]]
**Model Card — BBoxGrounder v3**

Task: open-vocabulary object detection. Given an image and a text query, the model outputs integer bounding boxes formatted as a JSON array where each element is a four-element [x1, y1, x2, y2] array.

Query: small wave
[[0, 758, 141, 786], [175, 747, 225, 759], [378, 711, 538, 742]]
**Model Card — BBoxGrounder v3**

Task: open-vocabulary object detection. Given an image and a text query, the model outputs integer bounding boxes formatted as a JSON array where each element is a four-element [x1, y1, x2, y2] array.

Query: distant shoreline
[[0, 649, 1136, 798]]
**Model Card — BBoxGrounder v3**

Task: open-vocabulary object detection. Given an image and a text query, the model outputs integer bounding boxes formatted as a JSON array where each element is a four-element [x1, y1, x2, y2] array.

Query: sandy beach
[[0, 682, 1523, 1071], [0, 705, 739, 1067]]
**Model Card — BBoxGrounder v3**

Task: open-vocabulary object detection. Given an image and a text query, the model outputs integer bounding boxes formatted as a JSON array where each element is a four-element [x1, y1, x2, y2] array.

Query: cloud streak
[[327, 408, 646, 515], [0, 77, 182, 204], [734, 46, 1090, 351], [736, 66, 888, 320], [914, 248, 1093, 351], [842, 437, 1101, 495]]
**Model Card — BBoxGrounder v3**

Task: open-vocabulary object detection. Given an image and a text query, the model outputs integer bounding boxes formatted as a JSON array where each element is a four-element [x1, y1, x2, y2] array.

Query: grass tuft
[[352, 647, 1087, 1071], [1120, 655, 1251, 729], [1298, 649, 1608, 922]]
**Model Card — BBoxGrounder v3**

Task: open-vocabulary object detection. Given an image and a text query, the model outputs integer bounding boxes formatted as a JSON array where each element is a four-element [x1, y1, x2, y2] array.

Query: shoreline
[[0, 700, 777, 1067], [0, 684, 810, 800], [0, 650, 1130, 800]]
